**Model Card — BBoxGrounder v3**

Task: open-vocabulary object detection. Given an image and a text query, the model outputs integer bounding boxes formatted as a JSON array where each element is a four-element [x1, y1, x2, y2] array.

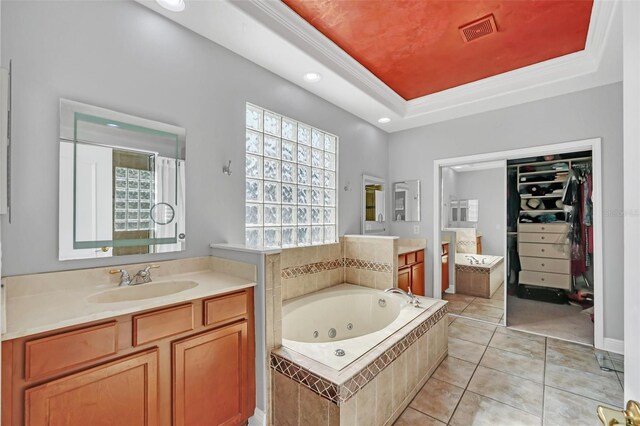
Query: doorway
[[433, 138, 604, 349]]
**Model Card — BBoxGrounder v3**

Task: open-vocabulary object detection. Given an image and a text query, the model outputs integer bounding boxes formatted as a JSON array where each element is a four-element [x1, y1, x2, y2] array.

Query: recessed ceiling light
[[156, 0, 185, 12], [303, 72, 322, 82], [377, 117, 391, 124]]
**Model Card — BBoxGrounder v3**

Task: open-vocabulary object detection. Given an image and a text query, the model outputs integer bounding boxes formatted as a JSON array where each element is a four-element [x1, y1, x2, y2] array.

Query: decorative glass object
[[245, 104, 338, 247]]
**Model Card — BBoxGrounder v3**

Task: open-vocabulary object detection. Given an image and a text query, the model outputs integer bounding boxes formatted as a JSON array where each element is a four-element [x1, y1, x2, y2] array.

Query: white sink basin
[[87, 281, 199, 303]]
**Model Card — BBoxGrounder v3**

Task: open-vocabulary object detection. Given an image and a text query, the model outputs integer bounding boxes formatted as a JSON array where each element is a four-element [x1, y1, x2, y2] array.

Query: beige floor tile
[[443, 293, 476, 304], [543, 386, 618, 426], [446, 299, 472, 314], [546, 343, 612, 378], [480, 347, 545, 383], [448, 337, 487, 364], [544, 363, 624, 407], [489, 332, 546, 359], [432, 356, 478, 388], [495, 326, 546, 343], [462, 303, 504, 319], [393, 407, 445, 426], [470, 297, 505, 309], [409, 378, 464, 423], [459, 312, 502, 324], [448, 316, 457, 325], [546, 337, 595, 354], [449, 391, 541, 426], [448, 321, 495, 345], [453, 317, 498, 332], [467, 366, 543, 417]]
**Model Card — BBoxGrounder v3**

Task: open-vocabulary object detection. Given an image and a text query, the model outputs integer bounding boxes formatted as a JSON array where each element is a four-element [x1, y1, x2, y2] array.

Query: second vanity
[[1, 257, 256, 426]]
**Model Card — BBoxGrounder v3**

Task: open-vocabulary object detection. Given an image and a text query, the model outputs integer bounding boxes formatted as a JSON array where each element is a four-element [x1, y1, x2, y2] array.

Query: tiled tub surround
[[282, 284, 439, 370], [271, 297, 448, 425], [343, 235, 398, 290], [280, 243, 344, 301], [1, 256, 256, 340]]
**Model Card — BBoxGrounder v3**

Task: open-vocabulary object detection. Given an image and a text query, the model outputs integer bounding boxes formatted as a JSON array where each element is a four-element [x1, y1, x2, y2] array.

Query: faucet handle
[[109, 269, 130, 277], [143, 264, 160, 272]]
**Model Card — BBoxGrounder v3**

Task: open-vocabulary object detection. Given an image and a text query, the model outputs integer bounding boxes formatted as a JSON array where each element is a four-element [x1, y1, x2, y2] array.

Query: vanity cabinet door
[[411, 262, 425, 296], [398, 267, 411, 293], [173, 321, 249, 426], [25, 349, 159, 426]]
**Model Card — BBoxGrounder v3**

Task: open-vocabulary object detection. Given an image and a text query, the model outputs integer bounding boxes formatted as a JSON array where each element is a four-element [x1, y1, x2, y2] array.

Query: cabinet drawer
[[133, 304, 194, 346], [518, 223, 569, 234], [519, 242, 570, 259], [25, 322, 118, 381], [204, 291, 248, 327], [520, 256, 571, 274], [520, 270, 571, 290], [398, 254, 407, 267], [416, 250, 425, 262], [405, 251, 417, 265], [519, 232, 567, 244]]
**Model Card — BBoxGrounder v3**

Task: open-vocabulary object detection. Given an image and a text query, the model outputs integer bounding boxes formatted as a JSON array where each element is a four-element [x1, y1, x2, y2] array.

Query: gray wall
[[0, 1, 389, 276], [455, 168, 506, 256], [388, 82, 623, 341]]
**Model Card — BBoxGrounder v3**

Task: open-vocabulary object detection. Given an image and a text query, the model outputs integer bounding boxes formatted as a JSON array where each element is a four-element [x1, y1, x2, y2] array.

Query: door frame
[[432, 137, 604, 350]]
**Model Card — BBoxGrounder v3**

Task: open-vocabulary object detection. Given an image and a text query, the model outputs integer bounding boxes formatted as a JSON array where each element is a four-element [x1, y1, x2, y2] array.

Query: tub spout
[[384, 287, 421, 306]]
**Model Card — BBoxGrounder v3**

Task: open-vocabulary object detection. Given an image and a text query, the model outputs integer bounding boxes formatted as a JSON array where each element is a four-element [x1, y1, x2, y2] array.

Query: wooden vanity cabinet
[[398, 249, 425, 296], [441, 243, 450, 293], [1, 287, 255, 426]]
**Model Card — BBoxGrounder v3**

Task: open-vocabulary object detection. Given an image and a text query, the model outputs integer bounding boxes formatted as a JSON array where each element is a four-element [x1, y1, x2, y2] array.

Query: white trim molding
[[136, 0, 621, 132], [433, 138, 606, 350], [603, 338, 624, 355], [248, 408, 266, 426]]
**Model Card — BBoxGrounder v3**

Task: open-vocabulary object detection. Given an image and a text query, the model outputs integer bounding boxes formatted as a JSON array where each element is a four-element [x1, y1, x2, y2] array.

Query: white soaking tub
[[282, 283, 437, 370]]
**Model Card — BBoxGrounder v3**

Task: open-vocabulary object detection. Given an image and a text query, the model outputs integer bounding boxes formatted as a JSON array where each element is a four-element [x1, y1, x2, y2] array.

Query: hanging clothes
[[564, 163, 592, 277]]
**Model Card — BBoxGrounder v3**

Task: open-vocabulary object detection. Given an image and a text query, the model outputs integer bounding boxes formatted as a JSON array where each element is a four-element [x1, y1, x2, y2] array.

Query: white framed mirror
[[393, 180, 420, 221]]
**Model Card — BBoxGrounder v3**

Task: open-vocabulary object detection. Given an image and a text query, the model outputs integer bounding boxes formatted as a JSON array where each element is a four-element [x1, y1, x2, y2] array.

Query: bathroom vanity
[[1, 260, 256, 426]]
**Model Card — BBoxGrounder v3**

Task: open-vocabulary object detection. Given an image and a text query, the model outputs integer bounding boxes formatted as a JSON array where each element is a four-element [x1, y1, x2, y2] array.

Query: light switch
[[413, 225, 420, 234]]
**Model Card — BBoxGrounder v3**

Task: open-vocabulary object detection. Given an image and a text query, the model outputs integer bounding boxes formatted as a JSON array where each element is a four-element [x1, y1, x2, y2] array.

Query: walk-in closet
[[507, 150, 595, 345]]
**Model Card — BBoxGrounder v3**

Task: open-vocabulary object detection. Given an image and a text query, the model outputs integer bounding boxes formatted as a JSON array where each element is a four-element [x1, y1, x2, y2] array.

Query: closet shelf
[[518, 170, 569, 177], [518, 179, 567, 186], [520, 194, 564, 199], [519, 209, 565, 214]]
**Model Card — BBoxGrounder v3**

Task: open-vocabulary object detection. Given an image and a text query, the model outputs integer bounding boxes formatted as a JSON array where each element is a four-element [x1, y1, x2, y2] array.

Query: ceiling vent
[[459, 14, 497, 43]]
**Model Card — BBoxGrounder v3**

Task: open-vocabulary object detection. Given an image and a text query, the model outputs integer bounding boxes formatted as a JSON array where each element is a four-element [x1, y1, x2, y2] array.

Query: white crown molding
[[137, 0, 620, 132]]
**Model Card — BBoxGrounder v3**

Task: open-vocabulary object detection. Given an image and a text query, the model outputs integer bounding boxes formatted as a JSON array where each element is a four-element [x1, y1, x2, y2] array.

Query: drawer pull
[[541, 236, 545, 240], [541, 278, 545, 281], [541, 263, 545, 267], [541, 227, 546, 230], [541, 249, 545, 252]]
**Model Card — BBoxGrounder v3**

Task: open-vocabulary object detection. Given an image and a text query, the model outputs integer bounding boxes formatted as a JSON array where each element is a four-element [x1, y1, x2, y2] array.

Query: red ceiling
[[282, 0, 593, 100]]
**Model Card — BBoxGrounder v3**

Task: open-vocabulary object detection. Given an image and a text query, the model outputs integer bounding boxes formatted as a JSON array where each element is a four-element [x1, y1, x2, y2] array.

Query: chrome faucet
[[109, 269, 132, 287], [384, 287, 421, 306], [132, 264, 160, 285]]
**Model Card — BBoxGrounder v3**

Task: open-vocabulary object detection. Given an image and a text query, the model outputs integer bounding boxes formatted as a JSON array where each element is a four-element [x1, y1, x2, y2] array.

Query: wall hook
[[222, 160, 232, 176], [344, 181, 352, 192]]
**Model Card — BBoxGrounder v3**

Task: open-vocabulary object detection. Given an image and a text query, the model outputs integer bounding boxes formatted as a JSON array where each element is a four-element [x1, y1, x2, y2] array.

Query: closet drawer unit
[[520, 256, 571, 274], [519, 232, 567, 244], [520, 270, 571, 290], [518, 223, 569, 234], [519, 242, 570, 259]]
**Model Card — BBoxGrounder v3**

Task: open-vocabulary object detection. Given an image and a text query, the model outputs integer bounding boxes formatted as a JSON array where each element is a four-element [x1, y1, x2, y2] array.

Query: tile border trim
[[344, 258, 393, 273], [270, 304, 448, 405], [281, 258, 344, 279]]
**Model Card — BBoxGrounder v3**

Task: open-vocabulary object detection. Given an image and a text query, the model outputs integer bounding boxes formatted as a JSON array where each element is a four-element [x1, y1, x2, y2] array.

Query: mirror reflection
[[393, 180, 420, 221], [59, 99, 186, 260], [362, 174, 386, 234]]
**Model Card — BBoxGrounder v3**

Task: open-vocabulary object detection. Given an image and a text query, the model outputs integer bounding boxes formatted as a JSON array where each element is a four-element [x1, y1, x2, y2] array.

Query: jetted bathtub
[[282, 283, 437, 370]]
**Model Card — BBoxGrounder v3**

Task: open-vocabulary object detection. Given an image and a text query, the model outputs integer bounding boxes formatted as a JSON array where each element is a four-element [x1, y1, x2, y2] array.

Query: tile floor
[[443, 285, 505, 325], [394, 316, 624, 426]]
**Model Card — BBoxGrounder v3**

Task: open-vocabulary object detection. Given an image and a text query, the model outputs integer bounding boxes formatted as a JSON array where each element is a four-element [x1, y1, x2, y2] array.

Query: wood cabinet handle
[[541, 263, 545, 267], [541, 249, 545, 252], [541, 236, 545, 240], [541, 278, 545, 281]]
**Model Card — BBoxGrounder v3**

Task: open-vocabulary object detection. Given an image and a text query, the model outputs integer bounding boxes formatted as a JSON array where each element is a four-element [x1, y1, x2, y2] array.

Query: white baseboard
[[248, 408, 266, 426], [604, 337, 624, 355]]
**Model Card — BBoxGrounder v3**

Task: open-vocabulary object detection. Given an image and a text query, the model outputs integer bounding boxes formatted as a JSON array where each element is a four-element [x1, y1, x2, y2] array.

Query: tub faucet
[[384, 287, 421, 306]]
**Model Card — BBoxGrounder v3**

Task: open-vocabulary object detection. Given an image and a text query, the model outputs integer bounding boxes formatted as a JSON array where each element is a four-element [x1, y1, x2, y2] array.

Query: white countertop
[[2, 270, 256, 341]]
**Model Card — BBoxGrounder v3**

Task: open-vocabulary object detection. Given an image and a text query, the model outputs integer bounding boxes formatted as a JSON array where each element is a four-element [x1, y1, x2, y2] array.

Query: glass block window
[[245, 103, 338, 248], [114, 167, 154, 232]]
